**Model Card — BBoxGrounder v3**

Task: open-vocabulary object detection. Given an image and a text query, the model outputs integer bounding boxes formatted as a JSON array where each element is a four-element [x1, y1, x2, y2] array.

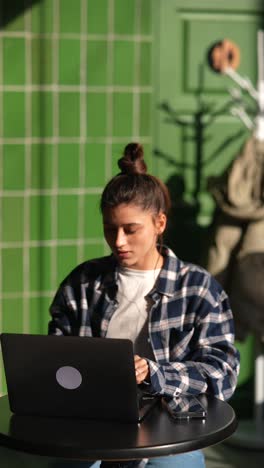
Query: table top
[[0, 394, 237, 461]]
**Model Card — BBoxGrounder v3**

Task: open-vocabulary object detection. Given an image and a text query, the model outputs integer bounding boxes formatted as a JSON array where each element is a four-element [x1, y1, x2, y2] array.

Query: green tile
[[3, 38, 25, 85], [3, 145, 25, 190], [31, 2, 42, 33], [113, 93, 133, 136], [59, 93, 80, 137], [58, 144, 80, 188], [41, 296, 54, 333], [42, 144, 54, 189], [30, 144, 40, 190], [59, 39, 81, 85], [2, 299, 24, 332], [30, 196, 41, 241], [84, 194, 103, 237], [29, 247, 41, 292], [57, 245, 78, 285], [57, 195, 79, 239], [29, 298, 43, 334], [113, 41, 134, 86], [140, 0, 152, 35], [87, 41, 108, 86], [139, 42, 152, 86], [32, 38, 53, 85], [83, 242, 105, 261], [86, 93, 107, 137], [39, 246, 52, 291], [2, 248, 23, 293], [3, 93, 25, 138], [114, 0, 135, 35], [2, 197, 24, 242], [139, 93, 152, 136], [31, 144, 54, 190], [32, 0, 53, 34], [2, 4, 25, 31], [59, 0, 81, 33], [85, 143, 106, 187], [41, 196, 53, 240], [87, 0, 108, 34], [32, 92, 53, 138]]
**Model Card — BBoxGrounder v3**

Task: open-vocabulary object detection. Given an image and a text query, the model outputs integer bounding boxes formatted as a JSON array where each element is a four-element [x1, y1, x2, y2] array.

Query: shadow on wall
[[154, 115, 246, 263], [153, 60, 249, 264], [0, 0, 40, 28], [153, 61, 257, 415], [163, 173, 207, 265]]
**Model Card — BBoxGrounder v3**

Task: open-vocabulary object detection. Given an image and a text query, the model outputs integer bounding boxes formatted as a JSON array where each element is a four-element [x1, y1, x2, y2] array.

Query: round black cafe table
[[0, 394, 237, 461]]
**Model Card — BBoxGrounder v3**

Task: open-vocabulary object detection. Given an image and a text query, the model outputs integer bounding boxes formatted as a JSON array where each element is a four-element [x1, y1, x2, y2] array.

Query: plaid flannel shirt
[[48, 246, 240, 401]]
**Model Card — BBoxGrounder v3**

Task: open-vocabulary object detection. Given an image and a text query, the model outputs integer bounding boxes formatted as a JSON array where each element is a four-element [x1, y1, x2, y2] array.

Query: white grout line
[[0, 85, 153, 92], [0, 136, 152, 144], [23, 7, 32, 334], [50, 0, 60, 289], [0, 291, 56, 300], [0, 31, 153, 42], [0, 0, 3, 391], [0, 187, 103, 196], [77, 0, 88, 264], [104, 0, 115, 256], [0, 238, 104, 249], [132, 0, 142, 139], [0, 291, 61, 300], [106, 2, 115, 169], [149, 0, 154, 162]]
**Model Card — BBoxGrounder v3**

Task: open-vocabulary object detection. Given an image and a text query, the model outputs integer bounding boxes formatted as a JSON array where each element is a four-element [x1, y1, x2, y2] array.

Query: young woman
[[49, 143, 240, 468]]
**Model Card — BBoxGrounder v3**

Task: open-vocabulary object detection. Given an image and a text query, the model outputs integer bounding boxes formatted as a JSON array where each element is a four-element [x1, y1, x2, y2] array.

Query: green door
[[154, 0, 264, 398]]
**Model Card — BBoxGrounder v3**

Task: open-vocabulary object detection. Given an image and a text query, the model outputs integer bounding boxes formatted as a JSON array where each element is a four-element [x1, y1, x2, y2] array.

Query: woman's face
[[103, 203, 166, 270]]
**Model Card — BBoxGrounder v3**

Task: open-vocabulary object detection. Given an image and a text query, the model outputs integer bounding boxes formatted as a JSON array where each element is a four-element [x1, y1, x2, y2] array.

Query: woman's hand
[[134, 354, 150, 384]]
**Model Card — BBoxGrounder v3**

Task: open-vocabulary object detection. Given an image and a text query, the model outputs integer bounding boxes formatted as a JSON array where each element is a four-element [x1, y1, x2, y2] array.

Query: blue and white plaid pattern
[[49, 246, 240, 401]]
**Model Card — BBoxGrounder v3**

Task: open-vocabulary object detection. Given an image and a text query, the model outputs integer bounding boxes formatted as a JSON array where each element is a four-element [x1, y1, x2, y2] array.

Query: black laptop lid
[[0, 333, 141, 423]]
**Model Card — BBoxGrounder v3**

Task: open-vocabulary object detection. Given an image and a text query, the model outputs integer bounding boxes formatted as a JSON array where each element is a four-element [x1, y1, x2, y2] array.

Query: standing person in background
[[49, 143, 240, 468]]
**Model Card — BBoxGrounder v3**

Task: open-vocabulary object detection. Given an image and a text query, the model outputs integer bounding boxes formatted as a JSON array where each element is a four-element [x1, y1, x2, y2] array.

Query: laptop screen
[[1, 333, 144, 423]]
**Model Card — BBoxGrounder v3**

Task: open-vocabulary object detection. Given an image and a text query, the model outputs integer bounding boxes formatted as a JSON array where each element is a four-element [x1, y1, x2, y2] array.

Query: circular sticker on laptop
[[56, 366, 82, 390]]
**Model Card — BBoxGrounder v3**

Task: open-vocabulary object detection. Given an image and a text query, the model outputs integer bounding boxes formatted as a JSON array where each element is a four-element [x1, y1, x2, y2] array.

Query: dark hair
[[100, 143, 171, 216]]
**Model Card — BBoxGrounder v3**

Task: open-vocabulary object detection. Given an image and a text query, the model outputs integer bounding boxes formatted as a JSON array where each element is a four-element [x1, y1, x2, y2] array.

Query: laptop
[[0, 333, 159, 423]]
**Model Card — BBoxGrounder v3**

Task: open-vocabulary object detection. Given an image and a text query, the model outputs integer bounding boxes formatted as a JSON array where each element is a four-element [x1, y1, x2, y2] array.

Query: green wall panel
[[85, 143, 106, 187], [2, 249, 24, 293], [3, 145, 25, 190], [3, 38, 25, 85], [2, 198, 24, 242], [59, 0, 81, 33], [87, 41, 108, 86], [59, 39, 81, 85], [87, 0, 108, 34], [113, 41, 135, 86], [58, 144, 80, 188], [59, 93, 80, 137], [0, 0, 154, 395], [86, 93, 107, 137], [3, 93, 25, 137], [154, 0, 264, 407]]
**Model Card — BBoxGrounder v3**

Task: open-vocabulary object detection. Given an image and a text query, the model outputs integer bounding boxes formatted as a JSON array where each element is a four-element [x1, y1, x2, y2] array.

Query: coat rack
[[208, 31, 264, 449]]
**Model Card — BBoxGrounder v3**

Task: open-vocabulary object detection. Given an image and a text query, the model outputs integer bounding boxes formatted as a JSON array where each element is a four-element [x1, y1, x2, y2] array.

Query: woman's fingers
[[134, 354, 150, 384]]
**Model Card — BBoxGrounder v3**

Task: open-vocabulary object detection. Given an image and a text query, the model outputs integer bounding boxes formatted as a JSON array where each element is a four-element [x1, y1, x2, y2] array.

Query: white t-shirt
[[106, 266, 160, 359]]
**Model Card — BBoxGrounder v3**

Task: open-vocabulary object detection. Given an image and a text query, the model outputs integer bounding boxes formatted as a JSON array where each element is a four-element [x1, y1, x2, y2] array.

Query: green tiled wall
[[0, 0, 154, 394]]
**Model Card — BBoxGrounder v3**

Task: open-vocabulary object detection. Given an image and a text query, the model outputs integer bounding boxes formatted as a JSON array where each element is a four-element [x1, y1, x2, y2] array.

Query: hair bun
[[118, 142, 147, 175]]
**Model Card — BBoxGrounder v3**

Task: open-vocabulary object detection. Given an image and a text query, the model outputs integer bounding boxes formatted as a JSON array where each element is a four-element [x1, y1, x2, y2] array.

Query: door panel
[[155, 0, 263, 227], [154, 0, 264, 393]]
